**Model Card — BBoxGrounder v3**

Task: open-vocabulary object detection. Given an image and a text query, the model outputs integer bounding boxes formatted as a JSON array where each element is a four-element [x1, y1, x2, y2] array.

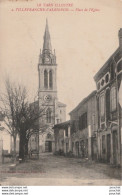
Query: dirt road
[[0, 153, 121, 186]]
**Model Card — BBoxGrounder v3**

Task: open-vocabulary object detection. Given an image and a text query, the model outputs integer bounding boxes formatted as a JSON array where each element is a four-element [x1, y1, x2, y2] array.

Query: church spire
[[43, 19, 52, 53]]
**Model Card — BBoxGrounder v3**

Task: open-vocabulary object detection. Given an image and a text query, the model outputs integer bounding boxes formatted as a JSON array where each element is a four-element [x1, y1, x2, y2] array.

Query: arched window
[[47, 133, 52, 139], [110, 86, 117, 111], [49, 70, 53, 89], [44, 70, 48, 88], [46, 108, 52, 123]]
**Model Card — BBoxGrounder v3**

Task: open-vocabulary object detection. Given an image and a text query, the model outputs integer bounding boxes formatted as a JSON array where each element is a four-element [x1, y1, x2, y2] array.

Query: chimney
[[118, 28, 122, 51]]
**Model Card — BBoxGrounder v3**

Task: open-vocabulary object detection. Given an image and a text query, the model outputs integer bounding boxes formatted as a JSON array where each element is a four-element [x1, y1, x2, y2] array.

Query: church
[[37, 20, 66, 153]]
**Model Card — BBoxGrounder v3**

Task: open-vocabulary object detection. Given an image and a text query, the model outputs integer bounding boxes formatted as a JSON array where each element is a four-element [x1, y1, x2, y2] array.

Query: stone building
[[69, 91, 98, 159], [94, 29, 122, 166], [38, 20, 66, 153], [54, 91, 98, 160]]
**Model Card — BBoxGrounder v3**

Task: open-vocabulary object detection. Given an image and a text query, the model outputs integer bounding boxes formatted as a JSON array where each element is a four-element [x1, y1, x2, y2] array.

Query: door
[[113, 131, 117, 165], [102, 135, 106, 161], [92, 137, 97, 160], [66, 143, 68, 153], [80, 140, 85, 158], [85, 139, 88, 158], [45, 141, 52, 152], [107, 134, 111, 163], [75, 142, 79, 157]]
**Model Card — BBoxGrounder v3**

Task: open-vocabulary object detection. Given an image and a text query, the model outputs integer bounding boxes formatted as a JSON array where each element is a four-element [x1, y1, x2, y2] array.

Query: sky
[[0, 0, 122, 120]]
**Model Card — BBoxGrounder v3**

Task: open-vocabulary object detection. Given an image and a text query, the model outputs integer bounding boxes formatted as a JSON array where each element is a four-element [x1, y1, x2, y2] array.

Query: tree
[[17, 100, 46, 160], [0, 78, 47, 161], [0, 78, 28, 158]]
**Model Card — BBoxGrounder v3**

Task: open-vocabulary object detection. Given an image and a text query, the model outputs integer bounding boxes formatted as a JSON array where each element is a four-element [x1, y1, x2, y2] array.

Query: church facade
[[38, 20, 66, 153]]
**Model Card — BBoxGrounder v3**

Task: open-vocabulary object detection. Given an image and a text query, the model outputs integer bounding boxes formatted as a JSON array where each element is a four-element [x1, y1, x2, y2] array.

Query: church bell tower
[[38, 19, 57, 126], [37, 20, 66, 153]]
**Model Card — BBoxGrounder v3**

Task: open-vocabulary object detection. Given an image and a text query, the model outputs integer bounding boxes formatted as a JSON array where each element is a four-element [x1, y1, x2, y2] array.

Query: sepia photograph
[[0, 0, 122, 187]]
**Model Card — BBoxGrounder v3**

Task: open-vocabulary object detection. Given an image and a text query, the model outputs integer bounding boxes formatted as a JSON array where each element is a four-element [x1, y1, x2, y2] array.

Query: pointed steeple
[[43, 19, 52, 53]]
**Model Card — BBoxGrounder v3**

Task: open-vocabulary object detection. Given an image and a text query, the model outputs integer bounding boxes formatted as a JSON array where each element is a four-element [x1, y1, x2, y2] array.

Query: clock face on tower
[[45, 57, 50, 63], [44, 95, 52, 102]]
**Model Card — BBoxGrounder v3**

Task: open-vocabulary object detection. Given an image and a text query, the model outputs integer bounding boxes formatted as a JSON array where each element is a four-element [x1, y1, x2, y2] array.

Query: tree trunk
[[13, 136, 16, 160], [19, 128, 26, 161], [24, 138, 29, 156]]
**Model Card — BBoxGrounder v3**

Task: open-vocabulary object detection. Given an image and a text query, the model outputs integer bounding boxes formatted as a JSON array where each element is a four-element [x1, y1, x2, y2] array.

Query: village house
[[53, 91, 98, 160], [94, 29, 122, 166], [69, 91, 98, 160]]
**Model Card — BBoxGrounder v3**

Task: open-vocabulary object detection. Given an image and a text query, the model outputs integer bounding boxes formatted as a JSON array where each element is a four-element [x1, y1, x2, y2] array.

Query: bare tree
[[0, 78, 28, 158], [0, 78, 47, 161]]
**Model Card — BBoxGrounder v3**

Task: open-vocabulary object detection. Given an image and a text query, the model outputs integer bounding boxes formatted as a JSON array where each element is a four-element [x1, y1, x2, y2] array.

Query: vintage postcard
[[0, 0, 122, 189]]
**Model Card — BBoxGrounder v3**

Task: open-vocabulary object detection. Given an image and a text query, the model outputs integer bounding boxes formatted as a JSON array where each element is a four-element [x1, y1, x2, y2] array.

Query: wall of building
[[70, 92, 98, 160], [54, 128, 64, 151], [0, 130, 11, 153], [94, 46, 122, 166], [54, 92, 98, 160], [57, 105, 66, 124], [11, 135, 19, 154]]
